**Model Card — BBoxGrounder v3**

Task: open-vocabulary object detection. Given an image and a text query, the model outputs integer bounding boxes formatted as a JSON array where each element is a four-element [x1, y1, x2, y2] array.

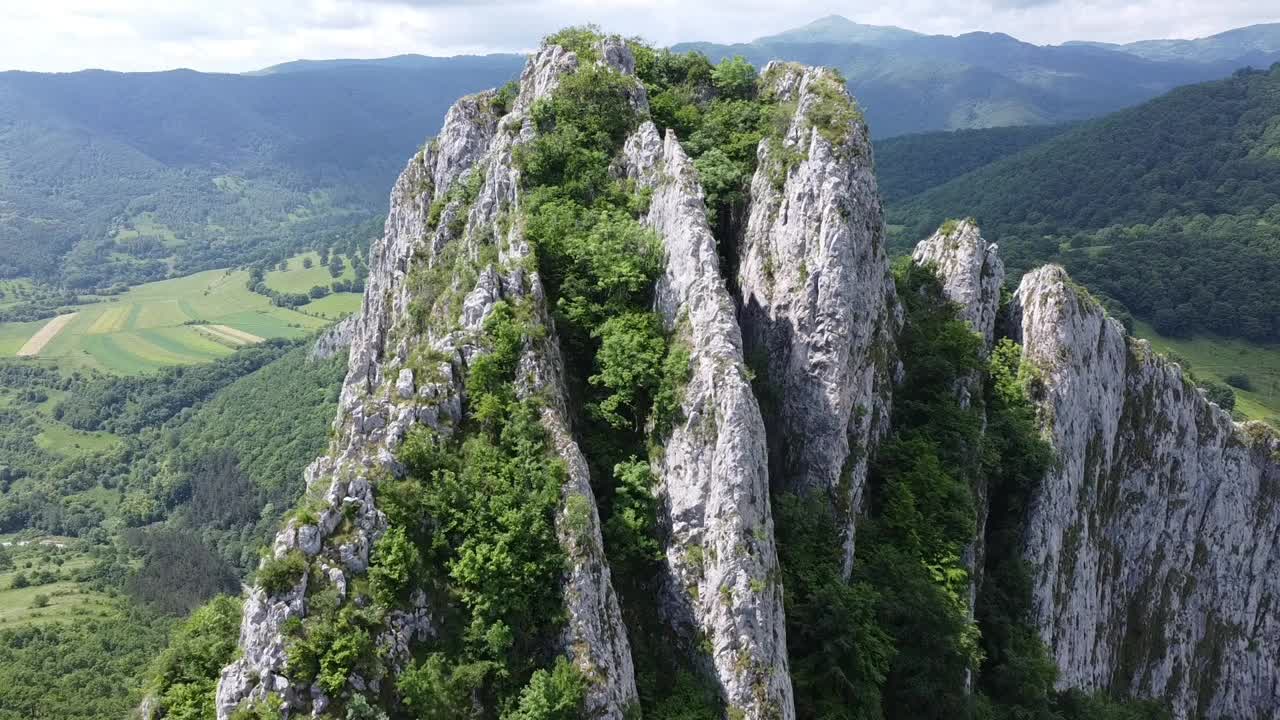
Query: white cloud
[[1, 0, 1277, 73]]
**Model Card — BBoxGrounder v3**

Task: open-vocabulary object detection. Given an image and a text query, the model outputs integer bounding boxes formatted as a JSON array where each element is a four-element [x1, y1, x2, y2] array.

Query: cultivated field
[[1, 269, 330, 373]]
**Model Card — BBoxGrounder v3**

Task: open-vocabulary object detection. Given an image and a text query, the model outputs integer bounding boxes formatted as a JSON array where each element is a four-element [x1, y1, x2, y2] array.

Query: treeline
[[55, 340, 297, 433], [888, 63, 1280, 341]]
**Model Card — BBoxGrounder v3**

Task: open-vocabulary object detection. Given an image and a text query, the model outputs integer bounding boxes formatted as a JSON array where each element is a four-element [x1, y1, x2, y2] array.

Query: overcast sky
[[3, 0, 1278, 73]]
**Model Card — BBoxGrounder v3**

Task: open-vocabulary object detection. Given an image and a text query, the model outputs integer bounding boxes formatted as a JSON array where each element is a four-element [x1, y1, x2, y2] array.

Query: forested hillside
[[0, 338, 346, 719], [871, 124, 1070, 202], [0, 58, 522, 290], [889, 63, 1280, 343]]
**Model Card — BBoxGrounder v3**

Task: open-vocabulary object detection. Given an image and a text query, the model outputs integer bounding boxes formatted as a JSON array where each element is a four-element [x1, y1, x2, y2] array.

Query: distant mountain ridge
[[678, 15, 1280, 136], [3, 15, 1279, 297], [1065, 22, 1280, 64], [0, 58, 523, 289], [252, 52, 523, 75]]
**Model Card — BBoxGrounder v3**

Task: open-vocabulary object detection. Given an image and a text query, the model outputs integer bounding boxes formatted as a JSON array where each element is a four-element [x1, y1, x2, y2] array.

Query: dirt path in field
[[16, 313, 77, 357]]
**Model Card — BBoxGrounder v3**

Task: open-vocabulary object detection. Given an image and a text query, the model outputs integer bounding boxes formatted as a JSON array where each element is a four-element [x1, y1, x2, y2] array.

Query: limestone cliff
[[911, 219, 1003, 350], [211, 27, 1280, 720], [737, 62, 899, 575], [1011, 265, 1280, 719]]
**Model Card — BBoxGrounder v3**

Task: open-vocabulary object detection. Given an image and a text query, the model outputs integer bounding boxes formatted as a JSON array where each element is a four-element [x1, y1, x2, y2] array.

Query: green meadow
[[265, 251, 363, 319], [299, 291, 363, 319], [1, 269, 330, 374], [1135, 321, 1280, 427], [265, 251, 356, 293], [0, 541, 116, 628]]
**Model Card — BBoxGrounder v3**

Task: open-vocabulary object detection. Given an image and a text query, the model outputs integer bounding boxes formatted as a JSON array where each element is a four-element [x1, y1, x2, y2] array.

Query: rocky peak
[[912, 218, 1004, 349], [737, 60, 899, 575], [1012, 264, 1280, 719]]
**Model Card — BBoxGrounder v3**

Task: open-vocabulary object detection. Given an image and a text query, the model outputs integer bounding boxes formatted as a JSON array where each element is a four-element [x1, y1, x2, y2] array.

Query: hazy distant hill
[[678, 15, 1280, 137], [253, 53, 523, 75], [1066, 22, 1280, 64]]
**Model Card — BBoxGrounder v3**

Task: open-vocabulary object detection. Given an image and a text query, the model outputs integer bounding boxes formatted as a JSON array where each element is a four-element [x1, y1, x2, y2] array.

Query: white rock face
[[216, 41, 638, 720], [912, 219, 1004, 348], [623, 121, 794, 720], [737, 62, 899, 575], [1011, 265, 1280, 720]]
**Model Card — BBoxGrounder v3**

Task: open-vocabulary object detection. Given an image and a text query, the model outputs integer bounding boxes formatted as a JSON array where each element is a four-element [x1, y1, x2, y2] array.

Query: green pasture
[[0, 545, 114, 628], [265, 251, 356, 293], [301, 292, 363, 319]]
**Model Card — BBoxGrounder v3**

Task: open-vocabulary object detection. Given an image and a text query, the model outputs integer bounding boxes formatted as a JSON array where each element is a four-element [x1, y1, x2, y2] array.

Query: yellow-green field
[[0, 269, 330, 373], [34, 419, 121, 457], [1135, 321, 1280, 427]]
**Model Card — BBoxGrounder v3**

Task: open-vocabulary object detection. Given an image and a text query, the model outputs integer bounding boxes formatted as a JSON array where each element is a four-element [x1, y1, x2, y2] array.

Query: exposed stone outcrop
[[912, 219, 1003, 349], [623, 121, 793, 720], [737, 62, 899, 575], [1011, 265, 1280, 719], [216, 40, 638, 720], [308, 315, 357, 362]]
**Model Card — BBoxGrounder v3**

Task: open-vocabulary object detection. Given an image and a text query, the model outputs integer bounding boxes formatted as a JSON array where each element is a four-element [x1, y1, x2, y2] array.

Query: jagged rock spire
[[912, 218, 1004, 349], [215, 39, 639, 720], [736, 61, 899, 576], [624, 121, 794, 720]]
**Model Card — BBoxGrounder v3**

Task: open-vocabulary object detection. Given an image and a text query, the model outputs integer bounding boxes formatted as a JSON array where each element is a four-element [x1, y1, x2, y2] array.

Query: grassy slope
[[1134, 321, 1280, 426], [0, 268, 329, 373]]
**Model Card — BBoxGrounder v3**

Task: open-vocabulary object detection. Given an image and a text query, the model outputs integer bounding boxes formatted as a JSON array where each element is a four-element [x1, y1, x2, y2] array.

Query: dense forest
[[870, 124, 1070, 203], [886, 63, 1280, 342]]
